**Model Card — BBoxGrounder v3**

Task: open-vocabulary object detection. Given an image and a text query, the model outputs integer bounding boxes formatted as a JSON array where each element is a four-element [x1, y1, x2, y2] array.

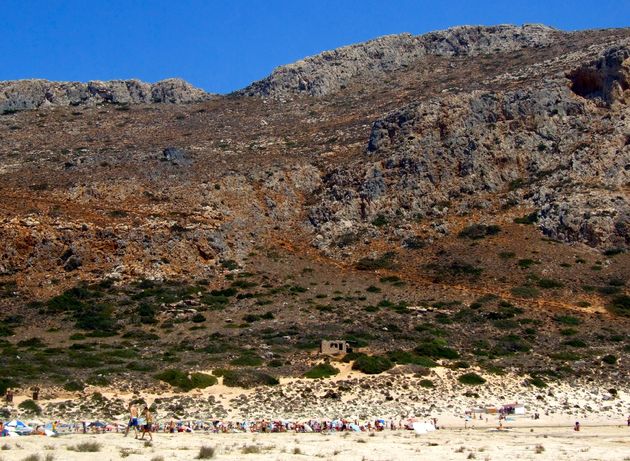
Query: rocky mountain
[[0, 78, 210, 113], [238, 24, 559, 97], [0, 24, 628, 396]]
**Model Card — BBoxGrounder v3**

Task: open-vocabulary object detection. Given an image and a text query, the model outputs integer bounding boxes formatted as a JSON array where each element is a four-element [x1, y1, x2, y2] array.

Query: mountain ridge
[[0, 77, 211, 114]]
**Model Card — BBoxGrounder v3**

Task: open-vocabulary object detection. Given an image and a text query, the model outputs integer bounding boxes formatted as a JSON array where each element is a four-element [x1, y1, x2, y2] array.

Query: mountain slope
[[0, 24, 628, 399]]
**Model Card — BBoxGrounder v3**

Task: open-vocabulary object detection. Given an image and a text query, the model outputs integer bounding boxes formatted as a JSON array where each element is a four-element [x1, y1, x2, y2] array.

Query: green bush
[[155, 369, 217, 391], [191, 313, 206, 323], [386, 350, 437, 367], [355, 252, 397, 271], [304, 363, 339, 379], [18, 399, 41, 415], [419, 379, 434, 388], [559, 328, 578, 336], [510, 286, 540, 298], [458, 373, 486, 385], [414, 339, 459, 360], [458, 224, 501, 240], [513, 212, 538, 225], [351, 355, 393, 374], [0, 378, 17, 396], [17, 337, 46, 348], [538, 278, 564, 289], [602, 354, 617, 365], [403, 236, 426, 249], [554, 315, 582, 326], [371, 214, 389, 227], [517, 259, 537, 269], [563, 338, 587, 348], [230, 354, 263, 367], [492, 335, 531, 356], [529, 376, 547, 388], [63, 380, 85, 392], [221, 370, 279, 388], [608, 295, 630, 316], [549, 351, 581, 361], [493, 319, 519, 330]]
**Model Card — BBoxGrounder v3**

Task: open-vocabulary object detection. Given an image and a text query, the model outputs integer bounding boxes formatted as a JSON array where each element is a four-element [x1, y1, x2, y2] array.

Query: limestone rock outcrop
[[0, 78, 210, 113]]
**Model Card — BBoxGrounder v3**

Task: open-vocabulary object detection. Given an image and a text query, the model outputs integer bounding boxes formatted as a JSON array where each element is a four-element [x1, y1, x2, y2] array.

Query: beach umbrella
[[349, 423, 361, 432]]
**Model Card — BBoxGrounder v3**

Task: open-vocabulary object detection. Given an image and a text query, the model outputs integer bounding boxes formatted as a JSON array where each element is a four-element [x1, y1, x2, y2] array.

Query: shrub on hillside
[[18, 399, 41, 415], [155, 369, 217, 391], [355, 252, 397, 271], [304, 363, 339, 379], [351, 355, 393, 374], [458, 373, 486, 385], [608, 295, 630, 316], [221, 370, 279, 388], [458, 224, 500, 240], [414, 339, 459, 360]]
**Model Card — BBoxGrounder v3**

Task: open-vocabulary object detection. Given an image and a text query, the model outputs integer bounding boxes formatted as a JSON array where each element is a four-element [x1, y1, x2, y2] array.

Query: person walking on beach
[[574, 421, 580, 432], [124, 403, 139, 438], [140, 406, 153, 441]]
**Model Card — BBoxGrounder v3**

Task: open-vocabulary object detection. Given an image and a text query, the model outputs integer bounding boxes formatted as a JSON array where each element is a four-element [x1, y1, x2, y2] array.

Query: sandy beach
[[1, 423, 629, 461]]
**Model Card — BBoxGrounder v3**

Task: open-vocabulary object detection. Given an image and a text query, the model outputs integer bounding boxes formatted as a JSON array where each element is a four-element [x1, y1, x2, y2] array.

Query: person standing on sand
[[139, 406, 153, 441], [574, 421, 580, 431], [124, 403, 139, 438]]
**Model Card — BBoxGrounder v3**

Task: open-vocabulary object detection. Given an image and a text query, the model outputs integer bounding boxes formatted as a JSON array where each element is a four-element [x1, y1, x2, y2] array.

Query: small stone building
[[320, 340, 352, 355]]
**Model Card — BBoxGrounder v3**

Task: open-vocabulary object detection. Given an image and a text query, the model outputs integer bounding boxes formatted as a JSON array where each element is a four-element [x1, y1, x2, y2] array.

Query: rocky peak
[[0, 78, 210, 113], [237, 24, 560, 97]]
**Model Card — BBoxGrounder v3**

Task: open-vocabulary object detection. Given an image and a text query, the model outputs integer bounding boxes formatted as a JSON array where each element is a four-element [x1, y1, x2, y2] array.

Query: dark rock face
[[238, 24, 559, 97], [568, 45, 630, 105], [0, 78, 210, 113]]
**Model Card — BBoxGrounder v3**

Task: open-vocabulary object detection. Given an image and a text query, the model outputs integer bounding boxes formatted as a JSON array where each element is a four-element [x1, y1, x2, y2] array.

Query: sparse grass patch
[[241, 445, 261, 454], [196, 446, 215, 459], [68, 441, 101, 452]]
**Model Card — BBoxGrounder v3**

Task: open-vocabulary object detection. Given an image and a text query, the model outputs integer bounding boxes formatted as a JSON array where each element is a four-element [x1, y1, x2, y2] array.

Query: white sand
[[2, 424, 629, 461]]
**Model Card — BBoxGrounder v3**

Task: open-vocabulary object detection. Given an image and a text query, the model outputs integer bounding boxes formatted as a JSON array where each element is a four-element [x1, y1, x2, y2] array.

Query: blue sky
[[1, 1, 628, 94]]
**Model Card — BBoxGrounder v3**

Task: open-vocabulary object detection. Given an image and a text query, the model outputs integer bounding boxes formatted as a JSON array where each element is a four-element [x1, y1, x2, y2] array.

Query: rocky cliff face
[[307, 45, 630, 251], [0, 78, 210, 113], [238, 24, 559, 97]]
